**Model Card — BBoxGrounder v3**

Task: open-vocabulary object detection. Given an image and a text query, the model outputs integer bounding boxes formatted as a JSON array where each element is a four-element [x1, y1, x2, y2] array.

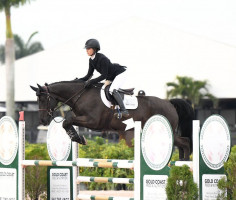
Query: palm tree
[[166, 76, 216, 107], [0, 0, 32, 119], [0, 32, 44, 63]]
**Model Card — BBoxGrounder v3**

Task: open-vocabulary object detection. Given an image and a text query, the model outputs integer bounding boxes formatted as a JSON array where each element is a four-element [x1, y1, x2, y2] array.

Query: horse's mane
[[47, 80, 84, 86], [46, 80, 104, 89]]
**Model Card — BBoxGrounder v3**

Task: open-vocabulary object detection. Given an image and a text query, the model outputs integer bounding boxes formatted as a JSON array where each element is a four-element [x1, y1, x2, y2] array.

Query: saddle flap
[[102, 84, 138, 110]]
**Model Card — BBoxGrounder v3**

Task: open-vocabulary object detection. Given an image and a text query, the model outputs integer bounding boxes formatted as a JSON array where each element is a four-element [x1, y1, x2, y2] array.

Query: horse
[[30, 80, 194, 160]]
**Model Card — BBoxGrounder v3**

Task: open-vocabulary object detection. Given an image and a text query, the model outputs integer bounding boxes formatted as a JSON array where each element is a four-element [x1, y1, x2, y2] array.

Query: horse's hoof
[[71, 134, 87, 145], [80, 135, 87, 145]]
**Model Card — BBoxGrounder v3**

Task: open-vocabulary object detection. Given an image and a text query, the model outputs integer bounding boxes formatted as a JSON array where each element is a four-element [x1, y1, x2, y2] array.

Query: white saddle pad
[[101, 85, 138, 109]]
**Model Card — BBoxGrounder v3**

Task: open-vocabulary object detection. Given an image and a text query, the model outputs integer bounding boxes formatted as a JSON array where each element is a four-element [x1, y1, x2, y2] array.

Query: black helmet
[[84, 39, 100, 51], [138, 90, 146, 96]]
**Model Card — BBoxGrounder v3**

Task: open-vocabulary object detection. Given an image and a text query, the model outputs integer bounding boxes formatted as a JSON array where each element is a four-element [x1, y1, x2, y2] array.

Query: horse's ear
[[30, 85, 38, 92], [37, 83, 44, 92], [45, 82, 49, 86]]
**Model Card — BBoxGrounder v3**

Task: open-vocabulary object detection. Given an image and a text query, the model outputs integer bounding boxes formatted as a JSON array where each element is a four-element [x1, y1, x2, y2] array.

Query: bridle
[[38, 86, 56, 119], [38, 85, 87, 122]]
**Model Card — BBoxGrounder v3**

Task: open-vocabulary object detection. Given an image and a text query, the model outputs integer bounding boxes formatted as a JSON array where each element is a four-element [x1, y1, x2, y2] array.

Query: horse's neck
[[49, 82, 101, 107], [49, 83, 83, 105]]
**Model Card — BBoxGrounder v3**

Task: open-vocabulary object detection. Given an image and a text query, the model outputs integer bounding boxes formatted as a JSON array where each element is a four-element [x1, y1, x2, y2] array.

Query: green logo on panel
[[200, 115, 231, 170], [0, 116, 18, 165], [141, 115, 173, 171]]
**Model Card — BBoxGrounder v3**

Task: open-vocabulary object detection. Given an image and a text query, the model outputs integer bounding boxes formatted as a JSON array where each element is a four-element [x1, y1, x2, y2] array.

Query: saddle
[[104, 85, 135, 104]]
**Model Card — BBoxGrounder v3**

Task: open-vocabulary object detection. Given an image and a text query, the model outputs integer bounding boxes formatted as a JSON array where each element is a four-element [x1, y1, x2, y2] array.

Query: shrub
[[166, 165, 198, 200], [217, 146, 236, 200], [25, 142, 50, 200], [79, 137, 134, 190]]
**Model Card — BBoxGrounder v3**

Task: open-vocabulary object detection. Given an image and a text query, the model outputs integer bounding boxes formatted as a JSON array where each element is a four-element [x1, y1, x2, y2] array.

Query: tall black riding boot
[[112, 89, 129, 118]]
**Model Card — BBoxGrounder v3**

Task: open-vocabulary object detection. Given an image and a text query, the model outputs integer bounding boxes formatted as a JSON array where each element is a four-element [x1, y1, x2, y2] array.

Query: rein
[[39, 85, 87, 123]]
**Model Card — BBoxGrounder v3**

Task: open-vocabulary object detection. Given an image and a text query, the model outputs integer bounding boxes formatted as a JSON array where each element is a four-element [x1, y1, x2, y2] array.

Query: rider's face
[[86, 48, 94, 56]]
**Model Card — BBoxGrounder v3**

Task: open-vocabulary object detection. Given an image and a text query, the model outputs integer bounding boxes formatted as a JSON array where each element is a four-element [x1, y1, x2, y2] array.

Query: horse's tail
[[170, 98, 195, 154]]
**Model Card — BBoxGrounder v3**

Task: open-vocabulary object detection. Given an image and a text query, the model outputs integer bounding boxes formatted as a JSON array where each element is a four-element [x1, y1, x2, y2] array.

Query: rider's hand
[[104, 80, 111, 86]]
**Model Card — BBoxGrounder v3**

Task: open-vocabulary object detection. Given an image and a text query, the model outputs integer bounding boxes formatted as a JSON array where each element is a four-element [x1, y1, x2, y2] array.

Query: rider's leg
[[112, 89, 129, 117], [109, 71, 129, 117], [109, 70, 128, 92]]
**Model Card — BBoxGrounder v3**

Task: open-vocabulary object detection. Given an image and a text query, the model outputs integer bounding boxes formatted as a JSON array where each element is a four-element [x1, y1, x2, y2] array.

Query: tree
[[166, 165, 198, 200], [0, 32, 44, 63], [166, 76, 216, 107], [0, 0, 33, 119]]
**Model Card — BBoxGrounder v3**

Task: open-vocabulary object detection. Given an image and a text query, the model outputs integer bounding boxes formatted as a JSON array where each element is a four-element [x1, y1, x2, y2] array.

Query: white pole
[[72, 141, 78, 199], [76, 126, 80, 198], [193, 120, 200, 199], [134, 121, 141, 200], [18, 118, 25, 200]]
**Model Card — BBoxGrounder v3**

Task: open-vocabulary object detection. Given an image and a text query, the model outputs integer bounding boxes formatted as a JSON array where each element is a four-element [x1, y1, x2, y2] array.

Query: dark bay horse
[[30, 80, 194, 160]]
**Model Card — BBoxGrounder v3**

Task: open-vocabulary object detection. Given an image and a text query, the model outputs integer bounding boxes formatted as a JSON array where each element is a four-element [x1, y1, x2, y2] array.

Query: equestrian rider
[[78, 39, 129, 117]]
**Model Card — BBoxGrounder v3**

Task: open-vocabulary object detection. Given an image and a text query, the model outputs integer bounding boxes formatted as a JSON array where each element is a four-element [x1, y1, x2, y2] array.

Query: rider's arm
[[89, 58, 109, 84], [79, 62, 94, 81]]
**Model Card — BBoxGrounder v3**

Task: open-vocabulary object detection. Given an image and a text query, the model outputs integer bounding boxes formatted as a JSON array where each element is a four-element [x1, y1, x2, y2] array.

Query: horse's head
[[30, 84, 58, 126]]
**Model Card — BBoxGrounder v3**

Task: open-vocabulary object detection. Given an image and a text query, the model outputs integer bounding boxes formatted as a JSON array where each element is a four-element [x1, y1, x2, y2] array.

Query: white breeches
[[109, 70, 128, 94]]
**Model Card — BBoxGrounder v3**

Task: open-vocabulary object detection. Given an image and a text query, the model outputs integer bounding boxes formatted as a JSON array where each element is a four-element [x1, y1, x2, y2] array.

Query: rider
[[77, 39, 129, 117]]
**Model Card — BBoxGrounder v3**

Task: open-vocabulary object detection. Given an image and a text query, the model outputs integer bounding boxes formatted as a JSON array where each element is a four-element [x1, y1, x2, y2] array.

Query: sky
[[0, 0, 236, 49], [0, 0, 236, 100]]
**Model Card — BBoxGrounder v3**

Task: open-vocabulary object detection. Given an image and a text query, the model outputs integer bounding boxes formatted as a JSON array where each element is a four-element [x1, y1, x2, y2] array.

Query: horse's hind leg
[[119, 130, 134, 147], [178, 147, 184, 160], [174, 135, 190, 161], [63, 119, 87, 145]]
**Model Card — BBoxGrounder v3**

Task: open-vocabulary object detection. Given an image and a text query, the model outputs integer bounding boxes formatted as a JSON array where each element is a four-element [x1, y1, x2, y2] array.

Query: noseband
[[38, 86, 56, 118]]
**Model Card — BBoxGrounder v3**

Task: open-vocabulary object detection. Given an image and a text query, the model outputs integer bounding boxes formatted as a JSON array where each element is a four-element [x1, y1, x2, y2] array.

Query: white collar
[[91, 53, 96, 60]]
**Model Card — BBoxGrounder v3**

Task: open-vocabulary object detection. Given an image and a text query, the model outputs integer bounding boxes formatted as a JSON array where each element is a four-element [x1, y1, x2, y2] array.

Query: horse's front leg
[[62, 117, 87, 145]]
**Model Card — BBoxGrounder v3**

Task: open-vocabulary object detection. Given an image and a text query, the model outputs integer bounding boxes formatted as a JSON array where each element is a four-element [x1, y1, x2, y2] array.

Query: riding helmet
[[84, 39, 100, 51]]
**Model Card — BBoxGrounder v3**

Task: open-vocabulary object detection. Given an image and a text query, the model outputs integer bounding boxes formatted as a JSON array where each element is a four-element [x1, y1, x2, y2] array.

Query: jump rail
[[22, 160, 134, 169], [77, 176, 134, 184]]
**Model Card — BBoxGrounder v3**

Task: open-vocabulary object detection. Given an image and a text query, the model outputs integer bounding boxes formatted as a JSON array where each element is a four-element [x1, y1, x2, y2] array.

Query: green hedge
[[217, 145, 236, 200], [24, 137, 182, 193], [79, 137, 134, 190], [24, 137, 236, 198], [166, 165, 198, 200], [25, 142, 50, 200]]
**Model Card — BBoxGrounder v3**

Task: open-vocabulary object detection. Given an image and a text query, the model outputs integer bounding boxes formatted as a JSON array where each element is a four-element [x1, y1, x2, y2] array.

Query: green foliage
[[79, 137, 134, 190], [0, 0, 31, 10], [217, 146, 236, 200], [166, 76, 216, 107], [166, 165, 198, 200], [170, 148, 179, 161], [25, 142, 50, 200], [0, 32, 44, 63]]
